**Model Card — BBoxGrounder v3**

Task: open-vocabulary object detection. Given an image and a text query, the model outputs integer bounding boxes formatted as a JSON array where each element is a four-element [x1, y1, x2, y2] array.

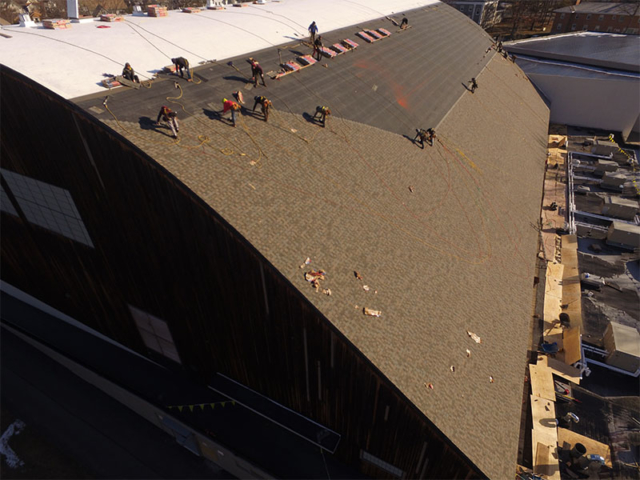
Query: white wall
[[516, 58, 640, 139]]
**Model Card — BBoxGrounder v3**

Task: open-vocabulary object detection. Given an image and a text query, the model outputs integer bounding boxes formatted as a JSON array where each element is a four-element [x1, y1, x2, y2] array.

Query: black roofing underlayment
[[76, 4, 495, 135]]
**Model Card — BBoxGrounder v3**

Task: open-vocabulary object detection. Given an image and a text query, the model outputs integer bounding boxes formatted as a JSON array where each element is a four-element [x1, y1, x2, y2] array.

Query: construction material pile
[[100, 14, 123, 22], [182, 7, 200, 13], [147, 5, 168, 17], [43, 19, 71, 29]]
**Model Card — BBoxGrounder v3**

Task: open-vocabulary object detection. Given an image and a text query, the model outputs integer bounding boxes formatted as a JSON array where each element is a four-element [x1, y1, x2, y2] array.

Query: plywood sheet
[[544, 263, 565, 347], [534, 442, 561, 480], [561, 234, 583, 332], [563, 327, 582, 365], [530, 363, 556, 401], [557, 428, 612, 468], [544, 356, 581, 384], [531, 393, 561, 480]]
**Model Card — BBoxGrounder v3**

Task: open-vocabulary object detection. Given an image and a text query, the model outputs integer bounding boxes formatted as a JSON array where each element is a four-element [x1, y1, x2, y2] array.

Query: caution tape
[[167, 400, 236, 412]]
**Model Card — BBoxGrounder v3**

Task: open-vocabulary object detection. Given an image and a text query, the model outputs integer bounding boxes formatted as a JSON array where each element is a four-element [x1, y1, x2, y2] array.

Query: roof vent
[[67, 0, 79, 19]]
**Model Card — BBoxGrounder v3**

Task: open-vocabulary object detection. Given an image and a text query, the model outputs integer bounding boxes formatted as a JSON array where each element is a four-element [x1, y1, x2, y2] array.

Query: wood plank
[[534, 442, 561, 480], [530, 394, 560, 480], [546, 356, 581, 384], [530, 363, 556, 402], [557, 428, 612, 468], [561, 235, 583, 335], [544, 262, 564, 345], [562, 327, 582, 366]]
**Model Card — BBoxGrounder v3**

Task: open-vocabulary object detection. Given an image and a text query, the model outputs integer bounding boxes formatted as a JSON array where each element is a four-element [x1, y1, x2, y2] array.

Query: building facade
[[552, 2, 640, 34], [443, 0, 501, 28]]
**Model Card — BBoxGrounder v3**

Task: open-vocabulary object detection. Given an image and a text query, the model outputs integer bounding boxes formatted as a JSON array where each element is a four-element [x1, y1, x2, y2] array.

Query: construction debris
[[363, 285, 370, 292], [450, 366, 455, 373], [425, 382, 434, 389], [147, 4, 168, 17], [489, 376, 495, 383], [466, 349, 472, 357], [305, 270, 325, 282], [363, 307, 381, 317], [466, 330, 482, 344], [323, 288, 332, 296], [299, 257, 311, 268], [354, 271, 363, 280], [100, 14, 123, 22]]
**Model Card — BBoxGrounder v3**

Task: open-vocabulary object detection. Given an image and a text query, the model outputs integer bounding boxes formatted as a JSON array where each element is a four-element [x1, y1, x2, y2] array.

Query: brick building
[[552, 2, 640, 34], [442, 0, 501, 28]]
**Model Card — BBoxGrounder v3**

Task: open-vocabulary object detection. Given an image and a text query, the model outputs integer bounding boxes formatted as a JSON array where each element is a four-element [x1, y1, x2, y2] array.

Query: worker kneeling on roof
[[122, 63, 140, 83], [155, 105, 179, 139], [313, 106, 331, 127]]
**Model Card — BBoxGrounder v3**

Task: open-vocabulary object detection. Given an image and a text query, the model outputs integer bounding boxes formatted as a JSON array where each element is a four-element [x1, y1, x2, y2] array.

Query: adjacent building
[[505, 32, 640, 142], [552, 2, 640, 34], [441, 0, 501, 28]]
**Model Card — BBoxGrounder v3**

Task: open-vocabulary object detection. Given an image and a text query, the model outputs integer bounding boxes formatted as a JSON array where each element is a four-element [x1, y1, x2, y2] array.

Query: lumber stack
[[147, 4, 168, 17], [43, 18, 71, 29]]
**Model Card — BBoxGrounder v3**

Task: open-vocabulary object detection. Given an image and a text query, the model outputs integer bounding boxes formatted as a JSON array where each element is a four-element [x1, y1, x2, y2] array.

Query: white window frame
[[360, 450, 404, 478], [0, 169, 93, 247], [130, 305, 182, 364]]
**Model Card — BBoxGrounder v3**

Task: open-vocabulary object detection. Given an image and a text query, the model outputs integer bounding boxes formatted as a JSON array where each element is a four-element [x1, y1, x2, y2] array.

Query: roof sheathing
[[99, 49, 548, 478]]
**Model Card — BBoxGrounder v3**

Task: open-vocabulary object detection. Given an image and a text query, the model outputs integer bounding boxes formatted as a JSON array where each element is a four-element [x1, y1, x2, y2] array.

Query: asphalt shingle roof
[[77, 4, 550, 478]]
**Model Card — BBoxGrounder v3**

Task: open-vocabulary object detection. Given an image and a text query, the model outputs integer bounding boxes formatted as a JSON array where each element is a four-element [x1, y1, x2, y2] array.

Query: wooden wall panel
[[1, 67, 482, 479]]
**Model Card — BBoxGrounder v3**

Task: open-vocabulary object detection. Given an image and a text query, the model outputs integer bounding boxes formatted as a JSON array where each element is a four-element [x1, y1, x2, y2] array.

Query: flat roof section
[[0, 0, 440, 99], [505, 33, 640, 73]]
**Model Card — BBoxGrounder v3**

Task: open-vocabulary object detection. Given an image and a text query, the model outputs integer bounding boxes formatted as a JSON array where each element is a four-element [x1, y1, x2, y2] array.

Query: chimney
[[67, 0, 79, 19]]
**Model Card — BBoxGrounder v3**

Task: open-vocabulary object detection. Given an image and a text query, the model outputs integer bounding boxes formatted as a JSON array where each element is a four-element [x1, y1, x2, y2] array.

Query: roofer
[[313, 105, 331, 127], [313, 35, 324, 61], [400, 17, 408, 29], [171, 57, 191, 81], [223, 98, 241, 127], [122, 63, 140, 83], [247, 58, 266, 88], [414, 128, 436, 149], [308, 21, 318, 43], [469, 77, 478, 94], [155, 105, 179, 139], [253, 95, 272, 122]]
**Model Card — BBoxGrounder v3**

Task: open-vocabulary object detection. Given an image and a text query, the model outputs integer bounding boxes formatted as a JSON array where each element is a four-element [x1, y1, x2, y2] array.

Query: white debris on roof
[[0, 0, 438, 99], [0, 419, 26, 469]]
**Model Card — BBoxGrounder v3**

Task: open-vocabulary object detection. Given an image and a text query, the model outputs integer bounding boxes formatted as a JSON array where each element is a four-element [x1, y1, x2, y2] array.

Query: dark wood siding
[[1, 66, 482, 479]]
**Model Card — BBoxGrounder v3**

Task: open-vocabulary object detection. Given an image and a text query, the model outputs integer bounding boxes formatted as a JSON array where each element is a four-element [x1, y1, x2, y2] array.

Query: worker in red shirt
[[222, 98, 241, 127]]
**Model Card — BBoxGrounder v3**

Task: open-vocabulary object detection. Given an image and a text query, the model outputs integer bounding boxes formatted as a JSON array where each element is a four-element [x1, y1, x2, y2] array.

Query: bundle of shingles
[[147, 4, 168, 17], [43, 18, 71, 29], [100, 13, 123, 22]]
